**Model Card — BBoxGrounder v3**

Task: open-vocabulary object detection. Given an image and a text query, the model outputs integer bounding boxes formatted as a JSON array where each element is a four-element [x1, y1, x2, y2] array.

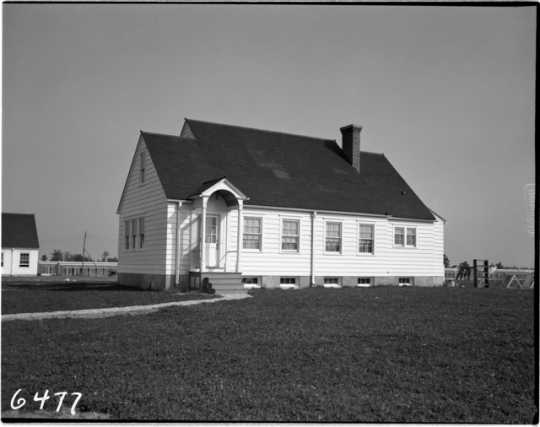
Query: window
[[124, 220, 130, 250], [357, 277, 372, 286], [19, 253, 29, 268], [131, 219, 138, 249], [243, 217, 262, 250], [139, 218, 145, 248], [280, 277, 297, 284], [324, 277, 340, 284], [394, 227, 404, 246], [1, 253, 3, 267], [406, 228, 416, 247], [281, 219, 299, 251], [359, 224, 374, 253], [325, 222, 342, 252], [140, 151, 145, 183], [205, 216, 218, 244], [398, 277, 413, 286], [242, 277, 259, 284]]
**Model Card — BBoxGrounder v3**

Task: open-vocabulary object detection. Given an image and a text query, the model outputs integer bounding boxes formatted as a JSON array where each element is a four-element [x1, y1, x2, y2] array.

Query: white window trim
[[357, 277, 373, 287], [324, 220, 343, 255], [124, 214, 146, 252], [279, 216, 301, 254], [393, 225, 417, 248], [242, 215, 263, 252], [357, 221, 376, 255], [19, 252, 30, 268], [405, 227, 417, 248]]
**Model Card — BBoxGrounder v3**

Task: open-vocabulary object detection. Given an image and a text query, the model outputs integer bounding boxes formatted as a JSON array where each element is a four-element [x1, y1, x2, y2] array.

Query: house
[[117, 119, 444, 291], [2, 213, 40, 276]]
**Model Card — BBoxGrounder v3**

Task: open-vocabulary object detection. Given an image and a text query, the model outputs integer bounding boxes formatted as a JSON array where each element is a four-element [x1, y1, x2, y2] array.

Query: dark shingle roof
[[142, 119, 435, 221], [2, 213, 40, 249]]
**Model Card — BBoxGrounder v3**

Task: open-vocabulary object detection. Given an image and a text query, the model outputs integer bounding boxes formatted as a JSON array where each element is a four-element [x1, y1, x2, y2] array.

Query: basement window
[[19, 253, 29, 268], [398, 277, 413, 286], [280, 277, 297, 284], [242, 277, 259, 284], [323, 277, 340, 284], [357, 277, 372, 286]]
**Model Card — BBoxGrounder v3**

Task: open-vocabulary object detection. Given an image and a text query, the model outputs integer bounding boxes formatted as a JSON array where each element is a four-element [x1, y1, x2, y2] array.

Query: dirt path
[[2, 292, 251, 322]]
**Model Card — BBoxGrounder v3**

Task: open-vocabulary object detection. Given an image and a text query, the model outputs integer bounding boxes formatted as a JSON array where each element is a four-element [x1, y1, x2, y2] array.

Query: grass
[[1, 287, 536, 422], [1, 281, 215, 314]]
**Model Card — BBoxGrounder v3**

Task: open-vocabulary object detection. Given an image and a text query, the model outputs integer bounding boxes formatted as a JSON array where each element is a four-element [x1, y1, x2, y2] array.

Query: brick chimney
[[340, 124, 362, 173]]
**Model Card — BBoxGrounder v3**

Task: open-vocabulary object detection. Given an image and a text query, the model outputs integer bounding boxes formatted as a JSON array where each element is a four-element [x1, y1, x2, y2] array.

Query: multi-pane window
[[124, 220, 130, 250], [359, 224, 374, 253], [140, 151, 145, 183], [131, 219, 138, 249], [19, 253, 29, 268], [357, 277, 372, 286], [205, 216, 218, 244], [280, 277, 297, 284], [243, 217, 262, 250], [139, 218, 145, 248], [125, 217, 145, 251], [394, 227, 405, 246], [406, 228, 416, 247], [281, 219, 300, 251], [242, 277, 259, 284], [325, 222, 342, 252], [324, 277, 340, 284]]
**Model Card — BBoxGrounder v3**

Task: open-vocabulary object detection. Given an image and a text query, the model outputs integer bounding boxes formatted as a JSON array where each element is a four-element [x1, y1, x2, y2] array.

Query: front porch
[[174, 177, 249, 292]]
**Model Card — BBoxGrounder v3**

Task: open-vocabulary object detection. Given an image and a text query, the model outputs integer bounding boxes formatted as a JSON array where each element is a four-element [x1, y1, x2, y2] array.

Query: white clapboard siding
[[314, 213, 444, 277], [117, 135, 168, 275], [164, 202, 444, 278], [237, 208, 312, 276], [1, 249, 39, 276]]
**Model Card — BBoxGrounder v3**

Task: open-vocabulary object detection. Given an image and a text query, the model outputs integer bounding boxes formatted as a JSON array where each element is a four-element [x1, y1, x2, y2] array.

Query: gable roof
[[141, 119, 435, 221], [2, 213, 40, 249]]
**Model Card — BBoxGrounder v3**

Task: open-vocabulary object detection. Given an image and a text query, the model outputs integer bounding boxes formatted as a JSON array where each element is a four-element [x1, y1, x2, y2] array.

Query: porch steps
[[202, 272, 243, 292]]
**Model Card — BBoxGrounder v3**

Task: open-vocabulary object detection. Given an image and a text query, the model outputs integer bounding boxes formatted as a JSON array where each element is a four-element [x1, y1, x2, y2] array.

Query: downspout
[[175, 201, 183, 289], [310, 211, 317, 286]]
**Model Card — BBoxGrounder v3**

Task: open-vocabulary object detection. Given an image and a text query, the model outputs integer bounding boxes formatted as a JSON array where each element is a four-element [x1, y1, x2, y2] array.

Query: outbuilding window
[[243, 217, 262, 250], [19, 253, 29, 268], [281, 219, 300, 251], [359, 224, 374, 253], [325, 222, 342, 252]]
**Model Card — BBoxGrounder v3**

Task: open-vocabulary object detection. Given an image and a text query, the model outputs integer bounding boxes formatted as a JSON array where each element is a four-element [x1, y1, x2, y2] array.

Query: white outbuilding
[[2, 213, 40, 276]]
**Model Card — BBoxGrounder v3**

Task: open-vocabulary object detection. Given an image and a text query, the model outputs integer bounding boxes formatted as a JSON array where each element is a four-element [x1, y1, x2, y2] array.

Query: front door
[[205, 214, 220, 268]]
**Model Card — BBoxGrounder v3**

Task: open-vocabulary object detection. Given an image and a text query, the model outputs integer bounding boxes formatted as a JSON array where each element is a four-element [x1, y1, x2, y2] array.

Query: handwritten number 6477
[[10, 389, 82, 415]]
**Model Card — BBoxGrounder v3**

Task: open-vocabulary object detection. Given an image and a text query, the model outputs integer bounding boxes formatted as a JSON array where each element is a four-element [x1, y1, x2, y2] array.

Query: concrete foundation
[[118, 273, 189, 291]]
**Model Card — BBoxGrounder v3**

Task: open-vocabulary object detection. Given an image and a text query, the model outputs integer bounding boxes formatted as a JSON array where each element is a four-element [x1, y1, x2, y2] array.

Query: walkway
[[2, 292, 251, 322]]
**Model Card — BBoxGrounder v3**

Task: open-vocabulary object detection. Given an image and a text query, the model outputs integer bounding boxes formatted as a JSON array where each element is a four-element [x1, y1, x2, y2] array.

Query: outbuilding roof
[[2, 213, 40, 249], [141, 119, 435, 221]]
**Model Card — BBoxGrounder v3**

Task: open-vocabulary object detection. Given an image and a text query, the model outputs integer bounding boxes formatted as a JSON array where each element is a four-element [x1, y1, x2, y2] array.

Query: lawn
[[1, 281, 215, 314], [1, 287, 536, 422]]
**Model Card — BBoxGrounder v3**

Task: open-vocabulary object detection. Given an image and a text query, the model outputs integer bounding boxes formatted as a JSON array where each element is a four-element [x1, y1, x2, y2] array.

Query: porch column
[[200, 196, 208, 273], [236, 199, 243, 272]]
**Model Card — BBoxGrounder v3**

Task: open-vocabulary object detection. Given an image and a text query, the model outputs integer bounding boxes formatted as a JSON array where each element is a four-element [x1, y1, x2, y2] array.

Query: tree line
[[40, 250, 118, 263]]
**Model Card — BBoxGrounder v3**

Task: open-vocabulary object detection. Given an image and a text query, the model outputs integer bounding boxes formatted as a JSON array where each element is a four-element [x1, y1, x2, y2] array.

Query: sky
[[2, 4, 536, 266]]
